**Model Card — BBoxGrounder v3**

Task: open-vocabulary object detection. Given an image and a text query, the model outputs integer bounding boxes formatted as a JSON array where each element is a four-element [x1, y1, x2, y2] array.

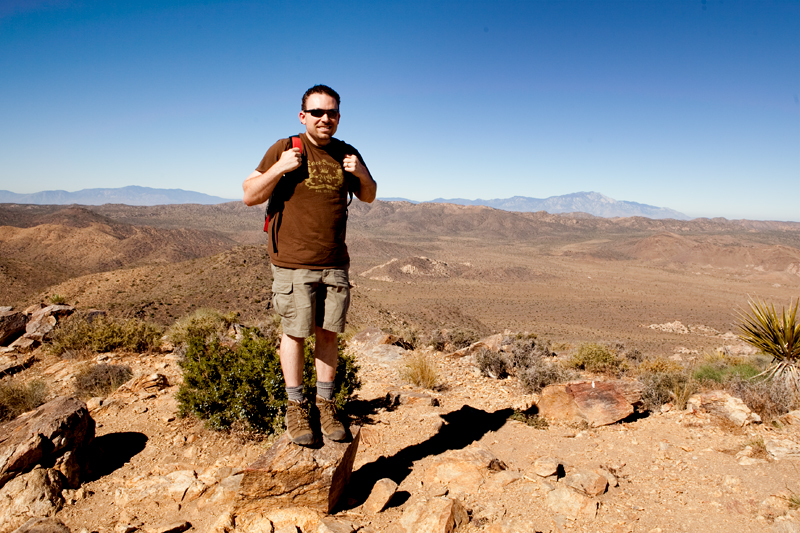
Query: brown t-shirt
[[256, 133, 365, 269]]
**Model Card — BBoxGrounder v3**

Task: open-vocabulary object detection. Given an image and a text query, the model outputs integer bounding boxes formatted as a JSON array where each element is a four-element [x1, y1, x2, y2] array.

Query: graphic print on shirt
[[306, 160, 344, 193]]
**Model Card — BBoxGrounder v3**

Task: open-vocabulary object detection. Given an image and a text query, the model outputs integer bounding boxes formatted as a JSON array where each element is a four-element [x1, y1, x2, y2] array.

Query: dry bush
[[0, 380, 48, 422], [47, 314, 163, 357], [401, 352, 439, 390], [636, 356, 684, 375], [569, 343, 624, 374], [167, 308, 239, 346], [518, 358, 576, 394], [505, 333, 552, 369], [74, 364, 133, 398], [639, 368, 696, 411], [475, 348, 509, 379], [725, 376, 799, 422]]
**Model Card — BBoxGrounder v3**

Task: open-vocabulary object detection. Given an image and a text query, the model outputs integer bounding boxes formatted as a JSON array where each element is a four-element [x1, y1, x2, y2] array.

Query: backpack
[[263, 135, 354, 232]]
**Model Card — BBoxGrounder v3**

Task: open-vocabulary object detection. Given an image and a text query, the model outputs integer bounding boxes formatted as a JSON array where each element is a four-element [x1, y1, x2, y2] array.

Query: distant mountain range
[[0, 187, 689, 220], [381, 192, 690, 220], [0, 186, 234, 206]]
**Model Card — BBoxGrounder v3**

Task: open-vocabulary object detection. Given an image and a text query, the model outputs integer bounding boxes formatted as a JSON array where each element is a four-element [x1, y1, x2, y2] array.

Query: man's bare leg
[[314, 327, 338, 383], [280, 333, 305, 388]]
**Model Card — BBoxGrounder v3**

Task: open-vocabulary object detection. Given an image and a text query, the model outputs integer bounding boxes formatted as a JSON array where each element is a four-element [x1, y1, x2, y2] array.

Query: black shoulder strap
[[263, 135, 303, 233]]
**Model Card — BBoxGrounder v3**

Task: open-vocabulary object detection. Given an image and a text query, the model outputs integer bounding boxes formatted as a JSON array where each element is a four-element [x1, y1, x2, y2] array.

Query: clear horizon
[[1, 1, 798, 221]]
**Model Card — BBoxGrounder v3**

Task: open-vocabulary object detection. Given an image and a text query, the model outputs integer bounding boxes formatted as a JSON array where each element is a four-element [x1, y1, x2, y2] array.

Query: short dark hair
[[302, 84, 340, 110]]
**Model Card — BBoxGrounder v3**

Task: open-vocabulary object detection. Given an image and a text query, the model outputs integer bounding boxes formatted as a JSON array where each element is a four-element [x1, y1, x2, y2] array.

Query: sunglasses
[[304, 108, 339, 119]]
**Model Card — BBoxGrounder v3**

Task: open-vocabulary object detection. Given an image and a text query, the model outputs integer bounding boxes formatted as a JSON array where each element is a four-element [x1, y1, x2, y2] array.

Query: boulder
[[7, 337, 36, 354], [532, 457, 561, 478], [0, 468, 65, 533], [545, 486, 597, 520], [396, 496, 468, 533], [236, 426, 361, 514], [686, 390, 761, 426], [538, 380, 642, 427], [765, 438, 800, 460], [0, 355, 35, 378], [0, 396, 95, 489], [10, 517, 71, 533], [422, 444, 499, 496], [448, 333, 503, 357], [235, 507, 321, 533], [119, 373, 169, 394], [563, 470, 608, 496], [0, 311, 27, 346], [362, 478, 398, 514]]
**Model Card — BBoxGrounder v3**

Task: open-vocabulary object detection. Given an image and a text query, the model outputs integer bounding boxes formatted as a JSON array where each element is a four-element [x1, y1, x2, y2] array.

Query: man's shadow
[[345, 405, 513, 508]]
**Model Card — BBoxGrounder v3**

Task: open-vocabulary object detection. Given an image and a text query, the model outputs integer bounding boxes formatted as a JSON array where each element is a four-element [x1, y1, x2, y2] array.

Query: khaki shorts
[[270, 264, 351, 338]]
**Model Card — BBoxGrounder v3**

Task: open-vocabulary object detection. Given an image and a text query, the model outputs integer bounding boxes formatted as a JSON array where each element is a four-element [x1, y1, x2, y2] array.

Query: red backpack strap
[[264, 135, 303, 232]]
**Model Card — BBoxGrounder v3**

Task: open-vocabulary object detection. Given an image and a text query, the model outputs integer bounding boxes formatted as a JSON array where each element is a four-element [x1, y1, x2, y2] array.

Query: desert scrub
[[47, 314, 163, 357], [518, 357, 576, 394], [724, 376, 798, 422], [569, 343, 624, 374], [74, 364, 133, 398], [167, 308, 240, 346], [0, 379, 47, 422], [400, 352, 439, 390], [505, 333, 553, 369], [475, 348, 509, 379], [509, 409, 549, 429], [48, 294, 66, 305], [177, 330, 360, 433], [638, 368, 696, 412]]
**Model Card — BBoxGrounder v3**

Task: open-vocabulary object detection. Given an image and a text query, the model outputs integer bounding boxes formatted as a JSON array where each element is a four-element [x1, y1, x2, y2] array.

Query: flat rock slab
[[236, 426, 361, 514], [10, 517, 71, 533], [686, 390, 761, 426], [538, 380, 641, 427], [0, 397, 94, 490]]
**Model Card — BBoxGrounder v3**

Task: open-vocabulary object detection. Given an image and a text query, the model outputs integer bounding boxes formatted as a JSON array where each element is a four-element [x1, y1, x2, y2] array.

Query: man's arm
[[343, 154, 377, 203], [242, 148, 302, 206]]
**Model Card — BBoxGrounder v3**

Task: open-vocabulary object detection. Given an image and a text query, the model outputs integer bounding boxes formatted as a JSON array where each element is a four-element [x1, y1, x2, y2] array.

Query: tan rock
[[563, 470, 608, 496], [0, 396, 94, 490], [120, 373, 169, 394], [7, 337, 36, 354], [545, 486, 597, 520], [0, 468, 65, 533], [210, 511, 235, 533], [533, 457, 561, 477], [766, 438, 800, 460], [397, 497, 468, 533], [236, 427, 360, 514], [315, 518, 358, 533], [0, 354, 34, 378], [362, 478, 398, 514], [143, 522, 191, 533], [448, 333, 503, 357], [10, 517, 71, 533], [686, 390, 761, 426], [422, 445, 498, 495]]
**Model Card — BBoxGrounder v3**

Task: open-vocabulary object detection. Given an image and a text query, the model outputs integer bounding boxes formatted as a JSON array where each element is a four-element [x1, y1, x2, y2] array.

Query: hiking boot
[[285, 399, 314, 446], [316, 395, 346, 441]]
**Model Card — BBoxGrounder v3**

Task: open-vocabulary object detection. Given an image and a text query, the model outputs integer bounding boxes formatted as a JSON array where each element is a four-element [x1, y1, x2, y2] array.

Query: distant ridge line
[[0, 185, 235, 206], [378, 191, 690, 220]]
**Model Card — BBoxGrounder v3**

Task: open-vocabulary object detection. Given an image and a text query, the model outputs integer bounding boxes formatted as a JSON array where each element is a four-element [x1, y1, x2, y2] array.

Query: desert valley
[[1, 200, 799, 533]]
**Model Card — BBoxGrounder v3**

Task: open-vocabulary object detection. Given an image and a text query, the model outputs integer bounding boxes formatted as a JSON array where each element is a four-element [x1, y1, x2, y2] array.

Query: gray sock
[[286, 385, 304, 403], [316, 381, 335, 401]]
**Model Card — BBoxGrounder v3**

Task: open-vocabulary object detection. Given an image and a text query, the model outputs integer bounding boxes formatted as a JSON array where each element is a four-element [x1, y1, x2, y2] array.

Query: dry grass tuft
[[401, 352, 439, 390], [0, 379, 48, 422], [74, 364, 133, 398]]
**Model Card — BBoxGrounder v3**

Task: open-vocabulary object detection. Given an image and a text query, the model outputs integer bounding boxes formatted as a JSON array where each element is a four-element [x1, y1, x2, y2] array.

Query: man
[[243, 85, 377, 446]]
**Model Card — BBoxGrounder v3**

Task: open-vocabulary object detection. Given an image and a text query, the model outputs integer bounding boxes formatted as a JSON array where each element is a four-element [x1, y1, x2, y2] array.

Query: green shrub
[[509, 409, 549, 429], [167, 308, 239, 346], [74, 364, 133, 398], [400, 352, 439, 389], [693, 361, 762, 383], [47, 314, 163, 357], [0, 380, 48, 422], [48, 294, 66, 305], [177, 330, 360, 433], [569, 343, 623, 374]]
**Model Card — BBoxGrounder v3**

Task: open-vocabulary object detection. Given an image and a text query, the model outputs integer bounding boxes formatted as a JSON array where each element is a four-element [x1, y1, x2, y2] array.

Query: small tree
[[738, 297, 800, 391]]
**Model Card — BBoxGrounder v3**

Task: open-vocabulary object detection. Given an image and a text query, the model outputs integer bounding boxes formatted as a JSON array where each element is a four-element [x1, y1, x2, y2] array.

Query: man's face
[[300, 93, 339, 146]]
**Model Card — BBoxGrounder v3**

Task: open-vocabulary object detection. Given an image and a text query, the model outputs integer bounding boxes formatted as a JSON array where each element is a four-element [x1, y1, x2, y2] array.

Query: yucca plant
[[737, 297, 800, 391]]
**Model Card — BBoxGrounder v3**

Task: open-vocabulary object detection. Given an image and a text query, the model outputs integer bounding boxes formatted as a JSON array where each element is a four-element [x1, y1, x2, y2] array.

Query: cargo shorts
[[270, 264, 351, 338]]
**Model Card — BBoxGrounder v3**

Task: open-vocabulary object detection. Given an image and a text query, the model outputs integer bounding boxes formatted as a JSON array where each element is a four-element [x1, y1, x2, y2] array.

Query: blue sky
[[1, 0, 798, 221]]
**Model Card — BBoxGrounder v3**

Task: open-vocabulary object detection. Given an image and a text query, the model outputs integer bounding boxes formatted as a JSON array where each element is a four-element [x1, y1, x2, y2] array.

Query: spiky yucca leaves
[[737, 297, 800, 390]]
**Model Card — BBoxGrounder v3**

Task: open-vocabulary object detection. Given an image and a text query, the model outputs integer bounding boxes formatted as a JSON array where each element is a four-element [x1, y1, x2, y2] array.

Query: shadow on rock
[[346, 394, 400, 427], [346, 405, 513, 507], [84, 432, 148, 481]]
